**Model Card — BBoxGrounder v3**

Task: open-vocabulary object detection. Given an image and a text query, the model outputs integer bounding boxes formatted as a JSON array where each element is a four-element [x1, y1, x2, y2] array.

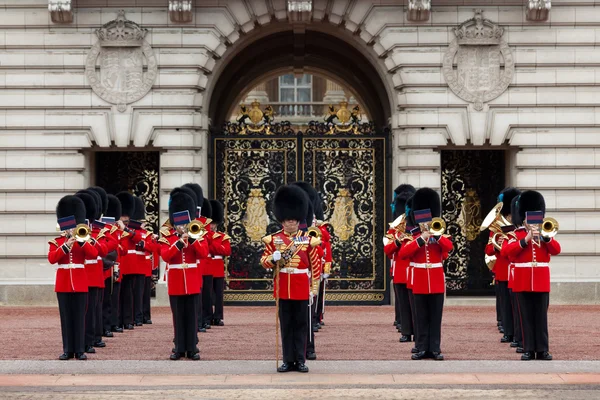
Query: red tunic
[[503, 227, 561, 293], [138, 230, 161, 277], [485, 231, 510, 281], [384, 229, 413, 285], [261, 230, 321, 300], [119, 229, 143, 275], [160, 228, 209, 296], [399, 234, 453, 295], [318, 224, 333, 275], [48, 236, 98, 293], [85, 227, 109, 288], [208, 232, 232, 278]]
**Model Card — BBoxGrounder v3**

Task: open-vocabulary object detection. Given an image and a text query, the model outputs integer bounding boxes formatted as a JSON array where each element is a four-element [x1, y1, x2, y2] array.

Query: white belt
[[412, 263, 443, 269], [58, 264, 85, 269], [127, 250, 137, 254], [514, 262, 549, 268], [168, 263, 198, 269], [135, 251, 145, 256], [145, 255, 151, 260], [84, 260, 98, 265], [280, 268, 309, 275], [213, 256, 223, 260]]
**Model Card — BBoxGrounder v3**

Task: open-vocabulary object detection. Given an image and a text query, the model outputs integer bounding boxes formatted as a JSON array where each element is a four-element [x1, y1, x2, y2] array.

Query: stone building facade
[[0, 0, 599, 304]]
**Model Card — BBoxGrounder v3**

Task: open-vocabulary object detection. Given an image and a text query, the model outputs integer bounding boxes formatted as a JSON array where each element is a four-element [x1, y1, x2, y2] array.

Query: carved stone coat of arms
[[443, 10, 514, 111], [85, 10, 157, 112]]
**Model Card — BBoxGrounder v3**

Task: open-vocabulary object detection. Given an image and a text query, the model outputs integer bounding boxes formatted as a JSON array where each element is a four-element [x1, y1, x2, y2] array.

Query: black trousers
[[517, 292, 550, 353], [143, 276, 152, 322], [306, 299, 316, 354], [393, 283, 401, 325], [316, 279, 325, 322], [414, 293, 444, 353], [510, 289, 522, 344], [57, 292, 87, 354], [85, 287, 100, 347], [279, 299, 309, 364], [408, 289, 418, 340], [498, 281, 514, 337], [111, 281, 121, 328], [201, 275, 213, 325], [121, 274, 145, 325], [102, 277, 112, 331], [95, 287, 104, 342], [495, 281, 502, 323], [170, 294, 199, 354], [396, 283, 413, 336], [212, 277, 225, 321]]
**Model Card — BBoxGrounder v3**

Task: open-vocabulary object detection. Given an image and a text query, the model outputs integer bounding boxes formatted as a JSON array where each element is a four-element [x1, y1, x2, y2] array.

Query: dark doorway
[[441, 150, 505, 295], [95, 151, 160, 295]]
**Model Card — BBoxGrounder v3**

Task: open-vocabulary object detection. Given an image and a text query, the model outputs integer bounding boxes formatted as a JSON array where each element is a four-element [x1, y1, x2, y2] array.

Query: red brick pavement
[[0, 305, 597, 361]]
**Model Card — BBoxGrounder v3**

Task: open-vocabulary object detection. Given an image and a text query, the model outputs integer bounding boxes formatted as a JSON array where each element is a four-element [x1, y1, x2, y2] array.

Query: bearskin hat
[[511, 195, 521, 226], [291, 181, 318, 223], [411, 187, 441, 218], [274, 185, 309, 223], [393, 184, 417, 219], [182, 183, 204, 209], [116, 191, 135, 218], [201, 197, 212, 219], [56, 195, 86, 224], [75, 191, 98, 223], [169, 192, 196, 226], [170, 187, 197, 207], [88, 186, 108, 216], [209, 200, 224, 224], [77, 189, 102, 220], [517, 190, 545, 224], [405, 196, 416, 227], [498, 187, 521, 217], [313, 195, 325, 221], [106, 194, 122, 220], [132, 196, 145, 221]]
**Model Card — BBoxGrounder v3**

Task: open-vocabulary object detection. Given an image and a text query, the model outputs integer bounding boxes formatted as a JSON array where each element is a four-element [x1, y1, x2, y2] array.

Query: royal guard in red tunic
[[316, 219, 332, 327], [261, 185, 321, 373], [207, 199, 232, 326], [484, 188, 521, 346], [160, 190, 209, 360], [74, 191, 108, 354], [503, 190, 561, 361], [399, 188, 453, 361], [48, 196, 98, 360], [508, 196, 524, 353], [130, 196, 160, 325], [384, 184, 416, 343]]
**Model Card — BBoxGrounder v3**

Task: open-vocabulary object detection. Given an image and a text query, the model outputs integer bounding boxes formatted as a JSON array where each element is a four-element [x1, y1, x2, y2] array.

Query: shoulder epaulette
[[110, 225, 119, 234], [262, 235, 272, 245], [384, 233, 394, 241], [48, 239, 59, 247], [506, 231, 518, 239], [99, 227, 109, 236], [442, 234, 452, 239], [121, 231, 130, 238], [160, 227, 172, 237], [158, 237, 170, 245], [212, 232, 222, 239], [222, 234, 231, 241], [96, 233, 106, 241], [309, 236, 322, 248]]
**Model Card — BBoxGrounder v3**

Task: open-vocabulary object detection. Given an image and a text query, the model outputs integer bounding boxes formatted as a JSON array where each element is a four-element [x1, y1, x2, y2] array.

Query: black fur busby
[[499, 187, 521, 217], [75, 191, 98, 223], [201, 197, 212, 219], [511, 195, 521, 226], [182, 183, 204, 209], [517, 190, 545, 224], [116, 191, 135, 218], [411, 187, 441, 218], [209, 200, 224, 224], [274, 185, 309, 223], [291, 181, 318, 224], [77, 189, 101, 219], [313, 195, 325, 221], [56, 195, 86, 224], [132, 197, 145, 221], [405, 196, 416, 227], [88, 186, 108, 216], [393, 184, 416, 219], [171, 187, 198, 208], [106, 194, 122, 220], [169, 192, 196, 226]]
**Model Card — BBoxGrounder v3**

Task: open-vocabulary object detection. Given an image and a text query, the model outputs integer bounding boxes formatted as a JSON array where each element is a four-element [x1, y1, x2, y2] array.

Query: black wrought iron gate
[[212, 121, 389, 305]]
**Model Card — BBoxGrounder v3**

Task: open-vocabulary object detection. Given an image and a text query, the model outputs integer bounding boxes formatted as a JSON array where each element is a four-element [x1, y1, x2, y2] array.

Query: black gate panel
[[441, 150, 505, 295]]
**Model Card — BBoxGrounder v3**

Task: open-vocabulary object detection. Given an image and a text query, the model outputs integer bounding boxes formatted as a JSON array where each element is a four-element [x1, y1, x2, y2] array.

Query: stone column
[[323, 80, 347, 104], [243, 83, 269, 104]]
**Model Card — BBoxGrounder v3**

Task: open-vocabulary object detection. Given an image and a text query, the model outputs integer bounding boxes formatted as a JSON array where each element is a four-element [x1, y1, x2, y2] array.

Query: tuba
[[186, 220, 206, 240], [541, 217, 559, 239], [307, 226, 322, 239], [429, 217, 446, 236], [480, 202, 510, 251], [74, 224, 91, 242]]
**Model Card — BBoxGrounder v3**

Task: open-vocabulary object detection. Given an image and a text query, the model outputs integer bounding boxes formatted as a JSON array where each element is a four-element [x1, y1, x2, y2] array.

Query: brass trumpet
[[541, 217, 559, 239], [186, 220, 206, 240], [74, 224, 91, 242], [307, 226, 322, 239], [429, 217, 446, 236]]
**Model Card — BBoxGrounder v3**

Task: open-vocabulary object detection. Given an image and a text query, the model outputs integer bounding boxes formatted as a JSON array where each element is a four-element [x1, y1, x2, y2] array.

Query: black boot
[[75, 353, 87, 360], [58, 352, 74, 360], [500, 335, 513, 343], [521, 351, 534, 361], [537, 351, 552, 360], [399, 335, 411, 343], [411, 351, 428, 360], [277, 363, 293, 372]]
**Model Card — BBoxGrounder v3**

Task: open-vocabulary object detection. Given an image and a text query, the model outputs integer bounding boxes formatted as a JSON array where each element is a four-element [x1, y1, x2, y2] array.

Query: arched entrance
[[206, 24, 393, 305]]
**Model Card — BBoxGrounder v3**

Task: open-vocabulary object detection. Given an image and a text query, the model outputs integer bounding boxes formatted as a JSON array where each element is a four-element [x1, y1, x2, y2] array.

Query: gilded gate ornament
[[236, 101, 275, 135], [85, 10, 157, 113], [324, 101, 362, 134], [243, 188, 269, 242], [442, 9, 514, 111], [457, 188, 483, 241], [329, 189, 358, 242]]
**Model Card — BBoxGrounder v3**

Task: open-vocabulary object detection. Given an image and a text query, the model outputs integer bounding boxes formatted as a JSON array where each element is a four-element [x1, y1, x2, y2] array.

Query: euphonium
[[186, 220, 205, 240], [541, 217, 559, 239], [480, 202, 510, 250], [307, 226, 322, 239], [429, 217, 446, 236], [74, 224, 91, 242]]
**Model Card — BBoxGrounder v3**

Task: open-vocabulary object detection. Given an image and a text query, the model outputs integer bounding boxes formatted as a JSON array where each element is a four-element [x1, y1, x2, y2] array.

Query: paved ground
[[1, 305, 599, 361]]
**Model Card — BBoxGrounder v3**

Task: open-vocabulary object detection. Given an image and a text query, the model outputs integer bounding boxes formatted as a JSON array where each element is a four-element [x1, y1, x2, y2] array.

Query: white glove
[[272, 251, 281, 262], [323, 273, 330, 279], [309, 293, 314, 306]]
